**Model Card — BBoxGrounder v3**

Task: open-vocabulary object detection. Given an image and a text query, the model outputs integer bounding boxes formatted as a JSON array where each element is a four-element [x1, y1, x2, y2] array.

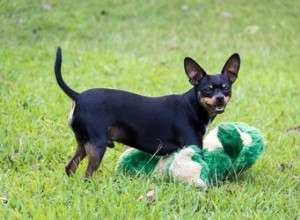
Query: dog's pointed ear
[[221, 53, 240, 83], [184, 57, 206, 86]]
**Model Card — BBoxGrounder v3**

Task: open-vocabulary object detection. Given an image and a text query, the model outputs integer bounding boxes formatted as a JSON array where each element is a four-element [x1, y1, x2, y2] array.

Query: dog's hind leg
[[84, 141, 107, 178], [65, 140, 86, 176]]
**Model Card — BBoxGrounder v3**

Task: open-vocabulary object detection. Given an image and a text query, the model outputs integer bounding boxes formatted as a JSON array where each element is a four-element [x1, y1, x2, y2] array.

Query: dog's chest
[[204, 119, 212, 134]]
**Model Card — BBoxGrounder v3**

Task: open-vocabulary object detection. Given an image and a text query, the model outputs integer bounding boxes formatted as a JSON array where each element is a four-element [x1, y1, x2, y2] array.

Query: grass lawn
[[1, 0, 299, 219]]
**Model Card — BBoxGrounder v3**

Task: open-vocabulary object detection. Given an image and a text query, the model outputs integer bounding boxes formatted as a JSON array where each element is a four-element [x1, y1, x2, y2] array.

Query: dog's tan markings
[[197, 91, 214, 116], [201, 96, 231, 108], [65, 140, 86, 176], [224, 96, 231, 105], [200, 97, 215, 106], [84, 143, 106, 178], [68, 102, 76, 125], [200, 97, 216, 117]]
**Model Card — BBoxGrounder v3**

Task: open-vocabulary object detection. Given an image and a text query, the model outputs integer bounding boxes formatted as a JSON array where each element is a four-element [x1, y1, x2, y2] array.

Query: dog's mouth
[[199, 94, 230, 115], [207, 104, 226, 114]]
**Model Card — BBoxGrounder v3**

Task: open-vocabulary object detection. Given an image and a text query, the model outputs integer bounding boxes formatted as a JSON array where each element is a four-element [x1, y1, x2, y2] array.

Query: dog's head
[[184, 54, 240, 116]]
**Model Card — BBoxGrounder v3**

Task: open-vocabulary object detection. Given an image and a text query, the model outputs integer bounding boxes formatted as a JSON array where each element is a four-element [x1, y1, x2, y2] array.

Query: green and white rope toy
[[116, 122, 265, 190]]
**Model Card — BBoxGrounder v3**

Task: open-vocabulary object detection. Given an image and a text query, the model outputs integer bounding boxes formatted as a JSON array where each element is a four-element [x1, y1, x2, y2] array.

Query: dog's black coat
[[54, 48, 240, 177], [72, 88, 208, 154]]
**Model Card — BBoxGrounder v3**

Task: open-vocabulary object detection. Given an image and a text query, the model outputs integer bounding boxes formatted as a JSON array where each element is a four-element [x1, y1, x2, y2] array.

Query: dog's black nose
[[216, 95, 225, 103]]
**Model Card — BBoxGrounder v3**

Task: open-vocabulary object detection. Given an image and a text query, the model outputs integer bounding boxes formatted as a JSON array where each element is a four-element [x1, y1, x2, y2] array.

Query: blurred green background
[[0, 0, 299, 218]]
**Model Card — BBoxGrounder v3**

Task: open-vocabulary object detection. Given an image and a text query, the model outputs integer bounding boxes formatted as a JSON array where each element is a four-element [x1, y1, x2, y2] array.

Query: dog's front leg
[[65, 140, 86, 176], [84, 143, 107, 178]]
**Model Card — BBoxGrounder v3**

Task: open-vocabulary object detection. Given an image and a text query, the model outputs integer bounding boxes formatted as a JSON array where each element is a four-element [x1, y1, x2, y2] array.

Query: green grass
[[1, 0, 300, 219]]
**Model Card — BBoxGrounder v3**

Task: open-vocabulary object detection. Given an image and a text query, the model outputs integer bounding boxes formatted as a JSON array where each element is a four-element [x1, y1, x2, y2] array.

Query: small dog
[[54, 48, 240, 178]]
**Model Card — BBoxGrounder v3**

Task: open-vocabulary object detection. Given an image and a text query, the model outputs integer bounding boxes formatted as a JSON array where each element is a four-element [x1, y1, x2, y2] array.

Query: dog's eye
[[203, 88, 213, 94], [223, 86, 230, 92]]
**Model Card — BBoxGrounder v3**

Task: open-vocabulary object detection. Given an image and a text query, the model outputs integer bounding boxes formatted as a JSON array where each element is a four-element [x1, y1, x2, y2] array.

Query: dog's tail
[[54, 47, 78, 101]]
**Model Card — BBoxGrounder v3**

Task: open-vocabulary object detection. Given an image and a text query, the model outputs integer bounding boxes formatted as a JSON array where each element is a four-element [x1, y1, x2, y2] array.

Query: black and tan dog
[[54, 48, 240, 178]]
